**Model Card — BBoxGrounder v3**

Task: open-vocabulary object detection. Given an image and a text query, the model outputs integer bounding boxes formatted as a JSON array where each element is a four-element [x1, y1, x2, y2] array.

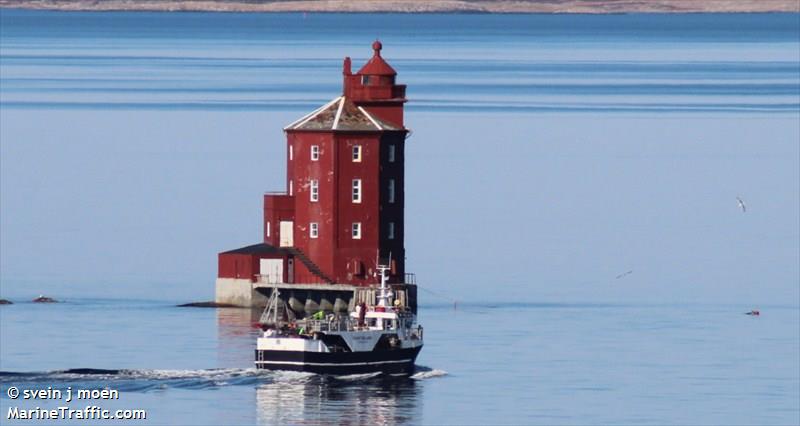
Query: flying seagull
[[615, 270, 633, 279], [737, 196, 746, 213]]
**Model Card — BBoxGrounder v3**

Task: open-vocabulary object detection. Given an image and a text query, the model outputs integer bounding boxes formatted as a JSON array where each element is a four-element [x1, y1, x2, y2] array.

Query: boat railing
[[404, 273, 416, 285], [305, 316, 355, 333], [302, 312, 421, 335]]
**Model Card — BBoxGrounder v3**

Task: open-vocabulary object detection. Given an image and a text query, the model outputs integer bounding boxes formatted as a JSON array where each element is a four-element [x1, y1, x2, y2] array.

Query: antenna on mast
[[375, 250, 393, 308], [374, 249, 380, 278]]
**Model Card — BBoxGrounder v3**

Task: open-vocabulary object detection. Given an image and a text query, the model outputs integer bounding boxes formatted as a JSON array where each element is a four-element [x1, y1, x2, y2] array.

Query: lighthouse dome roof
[[356, 40, 397, 76]]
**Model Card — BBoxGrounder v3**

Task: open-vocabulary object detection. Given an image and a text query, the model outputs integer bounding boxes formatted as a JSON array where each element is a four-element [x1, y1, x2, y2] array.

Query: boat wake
[[0, 365, 445, 394], [0, 368, 269, 393], [410, 367, 448, 380]]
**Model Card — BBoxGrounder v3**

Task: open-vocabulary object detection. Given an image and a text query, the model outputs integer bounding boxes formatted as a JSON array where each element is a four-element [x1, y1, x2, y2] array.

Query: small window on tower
[[388, 179, 395, 203], [310, 223, 319, 239], [361, 75, 370, 85], [352, 223, 361, 239], [388, 145, 395, 163], [352, 145, 362, 162], [289, 180, 293, 196], [352, 179, 362, 203], [311, 145, 320, 161], [388, 222, 395, 240], [310, 179, 319, 202], [289, 145, 293, 161]]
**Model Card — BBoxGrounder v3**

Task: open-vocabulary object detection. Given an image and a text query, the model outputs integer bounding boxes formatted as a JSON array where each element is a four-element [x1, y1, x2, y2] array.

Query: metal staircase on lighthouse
[[283, 247, 335, 284]]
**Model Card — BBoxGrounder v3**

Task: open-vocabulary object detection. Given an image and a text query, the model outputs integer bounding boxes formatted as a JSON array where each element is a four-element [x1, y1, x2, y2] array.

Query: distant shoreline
[[1, 1, 798, 14]]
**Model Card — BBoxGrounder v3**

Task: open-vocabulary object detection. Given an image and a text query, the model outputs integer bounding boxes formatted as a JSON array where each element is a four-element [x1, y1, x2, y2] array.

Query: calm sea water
[[1, 10, 798, 425], [1, 300, 798, 425]]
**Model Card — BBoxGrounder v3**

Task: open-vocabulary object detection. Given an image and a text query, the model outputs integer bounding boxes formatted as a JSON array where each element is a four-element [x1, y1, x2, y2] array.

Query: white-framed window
[[267, 222, 271, 237], [289, 180, 293, 196], [310, 179, 319, 202], [388, 145, 395, 163], [388, 179, 395, 203], [352, 222, 361, 239], [289, 145, 293, 161], [311, 145, 320, 161], [388, 222, 395, 240], [310, 222, 319, 238], [352, 179, 362, 203], [352, 145, 362, 162]]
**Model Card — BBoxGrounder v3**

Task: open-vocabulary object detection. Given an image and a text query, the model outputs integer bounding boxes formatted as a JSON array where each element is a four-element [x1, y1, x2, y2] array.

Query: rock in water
[[177, 301, 241, 308], [32, 295, 57, 303], [0, 299, 13, 305]]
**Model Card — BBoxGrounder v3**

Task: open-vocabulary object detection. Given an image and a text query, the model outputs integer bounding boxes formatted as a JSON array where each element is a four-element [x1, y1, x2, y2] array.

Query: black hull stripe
[[256, 346, 422, 363], [255, 346, 422, 374], [255, 362, 415, 375], [256, 358, 413, 367]]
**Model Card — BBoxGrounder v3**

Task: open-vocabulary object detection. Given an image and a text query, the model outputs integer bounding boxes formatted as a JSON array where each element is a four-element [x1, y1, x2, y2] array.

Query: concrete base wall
[[215, 278, 269, 308], [216, 279, 416, 313]]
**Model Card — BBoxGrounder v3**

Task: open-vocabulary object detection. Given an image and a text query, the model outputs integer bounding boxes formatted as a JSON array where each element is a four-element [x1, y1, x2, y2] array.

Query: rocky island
[[0, 0, 797, 13]]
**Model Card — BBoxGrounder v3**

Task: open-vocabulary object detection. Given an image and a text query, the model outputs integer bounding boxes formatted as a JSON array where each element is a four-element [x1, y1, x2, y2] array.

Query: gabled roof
[[284, 96, 400, 132]]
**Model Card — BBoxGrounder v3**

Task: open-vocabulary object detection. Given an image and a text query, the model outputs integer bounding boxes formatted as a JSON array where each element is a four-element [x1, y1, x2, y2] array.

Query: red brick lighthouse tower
[[216, 42, 414, 310]]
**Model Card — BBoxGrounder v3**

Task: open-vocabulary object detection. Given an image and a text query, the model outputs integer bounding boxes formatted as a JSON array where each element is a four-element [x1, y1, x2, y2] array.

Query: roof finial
[[372, 39, 382, 57]]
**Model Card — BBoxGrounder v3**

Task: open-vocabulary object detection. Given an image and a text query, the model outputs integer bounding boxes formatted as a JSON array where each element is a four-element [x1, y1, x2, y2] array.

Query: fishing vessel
[[255, 262, 423, 375]]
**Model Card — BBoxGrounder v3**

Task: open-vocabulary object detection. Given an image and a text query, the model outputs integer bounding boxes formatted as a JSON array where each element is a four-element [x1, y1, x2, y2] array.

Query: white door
[[259, 259, 283, 284], [279, 221, 293, 247]]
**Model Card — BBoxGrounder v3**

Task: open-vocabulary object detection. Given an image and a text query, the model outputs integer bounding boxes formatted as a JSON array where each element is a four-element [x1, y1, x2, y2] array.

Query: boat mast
[[376, 253, 393, 308], [258, 283, 281, 327], [273, 285, 279, 326]]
